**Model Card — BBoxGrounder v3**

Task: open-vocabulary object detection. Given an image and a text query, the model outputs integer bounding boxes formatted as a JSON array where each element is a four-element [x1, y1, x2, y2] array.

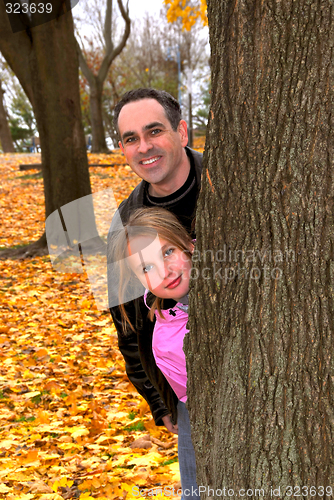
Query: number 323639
[[286, 486, 333, 497], [6, 3, 52, 14]]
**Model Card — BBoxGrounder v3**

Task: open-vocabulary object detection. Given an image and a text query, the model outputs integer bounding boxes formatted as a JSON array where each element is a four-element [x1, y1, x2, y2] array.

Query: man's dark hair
[[114, 88, 182, 138]]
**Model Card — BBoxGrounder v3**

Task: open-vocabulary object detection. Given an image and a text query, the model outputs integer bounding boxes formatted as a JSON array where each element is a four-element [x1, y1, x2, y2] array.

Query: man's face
[[117, 99, 188, 193]]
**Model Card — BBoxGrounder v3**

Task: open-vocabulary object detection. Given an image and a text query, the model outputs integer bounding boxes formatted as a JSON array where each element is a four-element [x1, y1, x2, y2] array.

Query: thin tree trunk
[[90, 77, 109, 153], [0, 80, 15, 152], [186, 0, 334, 496], [76, 0, 130, 153]]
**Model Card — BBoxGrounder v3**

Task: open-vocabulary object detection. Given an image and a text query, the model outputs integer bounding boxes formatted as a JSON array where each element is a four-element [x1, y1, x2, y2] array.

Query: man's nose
[[137, 137, 153, 154]]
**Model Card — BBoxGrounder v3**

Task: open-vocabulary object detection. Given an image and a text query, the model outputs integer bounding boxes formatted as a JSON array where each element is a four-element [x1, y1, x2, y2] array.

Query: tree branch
[[104, 0, 113, 55], [98, 0, 130, 84], [76, 39, 96, 88]]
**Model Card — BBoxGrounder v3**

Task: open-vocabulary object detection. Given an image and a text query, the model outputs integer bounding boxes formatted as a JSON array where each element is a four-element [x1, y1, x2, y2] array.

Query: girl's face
[[127, 234, 193, 301]]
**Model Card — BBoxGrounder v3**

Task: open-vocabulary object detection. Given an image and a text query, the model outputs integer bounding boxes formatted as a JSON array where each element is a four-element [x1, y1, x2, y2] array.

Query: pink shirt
[[145, 292, 188, 402]]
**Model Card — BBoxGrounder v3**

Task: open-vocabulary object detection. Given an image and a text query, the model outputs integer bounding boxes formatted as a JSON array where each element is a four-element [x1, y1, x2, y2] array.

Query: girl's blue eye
[[165, 248, 173, 257], [143, 264, 153, 273]]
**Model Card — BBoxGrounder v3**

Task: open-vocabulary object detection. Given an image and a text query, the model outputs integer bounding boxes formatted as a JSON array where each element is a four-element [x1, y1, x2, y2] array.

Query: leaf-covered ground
[[0, 141, 204, 500]]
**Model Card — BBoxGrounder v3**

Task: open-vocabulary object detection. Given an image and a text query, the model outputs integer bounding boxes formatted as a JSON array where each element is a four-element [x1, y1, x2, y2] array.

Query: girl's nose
[[147, 261, 170, 291], [157, 261, 171, 280]]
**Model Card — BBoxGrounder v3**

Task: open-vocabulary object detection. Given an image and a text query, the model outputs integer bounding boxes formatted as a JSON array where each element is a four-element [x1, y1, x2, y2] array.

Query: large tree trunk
[[0, 2, 91, 256], [186, 0, 334, 496], [90, 77, 109, 153], [0, 80, 15, 152]]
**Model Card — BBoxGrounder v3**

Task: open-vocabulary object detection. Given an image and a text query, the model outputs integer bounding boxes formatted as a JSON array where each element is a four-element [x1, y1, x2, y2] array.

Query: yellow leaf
[[0, 484, 11, 493], [6, 471, 37, 481], [44, 380, 62, 394], [42, 454, 62, 460], [8, 385, 21, 392], [59, 477, 67, 487], [58, 442, 81, 450], [52, 480, 59, 493], [127, 452, 162, 467], [28, 481, 53, 494], [36, 410, 50, 423], [18, 449, 40, 465], [91, 477, 101, 488], [79, 493, 95, 500], [80, 299, 91, 309], [92, 318, 110, 326], [36, 348, 48, 357], [96, 434, 116, 445], [8, 494, 34, 500], [0, 439, 17, 449], [40, 495, 64, 500], [23, 390, 41, 399], [167, 460, 181, 480], [71, 427, 90, 439]]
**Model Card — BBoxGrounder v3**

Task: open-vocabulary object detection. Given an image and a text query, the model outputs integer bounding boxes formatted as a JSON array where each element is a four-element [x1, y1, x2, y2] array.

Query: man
[[107, 88, 203, 497]]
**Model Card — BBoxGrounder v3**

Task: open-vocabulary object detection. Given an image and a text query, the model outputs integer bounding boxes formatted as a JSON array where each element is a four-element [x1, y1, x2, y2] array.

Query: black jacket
[[108, 147, 203, 425]]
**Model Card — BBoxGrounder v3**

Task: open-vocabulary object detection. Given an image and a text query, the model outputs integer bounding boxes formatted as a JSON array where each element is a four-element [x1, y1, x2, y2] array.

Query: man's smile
[[140, 156, 162, 165]]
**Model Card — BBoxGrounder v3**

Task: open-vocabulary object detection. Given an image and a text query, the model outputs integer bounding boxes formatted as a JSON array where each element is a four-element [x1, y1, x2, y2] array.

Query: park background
[[2, 0, 330, 496]]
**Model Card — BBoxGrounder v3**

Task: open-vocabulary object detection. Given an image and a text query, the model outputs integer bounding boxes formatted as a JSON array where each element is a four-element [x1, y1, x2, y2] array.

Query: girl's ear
[[189, 242, 195, 255]]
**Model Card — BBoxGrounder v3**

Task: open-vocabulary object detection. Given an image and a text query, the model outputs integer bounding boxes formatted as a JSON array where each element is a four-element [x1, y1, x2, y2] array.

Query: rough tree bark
[[185, 0, 334, 497], [0, 1, 91, 257], [0, 79, 15, 152], [77, 0, 130, 153]]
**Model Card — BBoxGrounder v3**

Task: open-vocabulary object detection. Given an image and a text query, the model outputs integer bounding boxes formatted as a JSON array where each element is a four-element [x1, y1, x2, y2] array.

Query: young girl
[[111, 207, 199, 499]]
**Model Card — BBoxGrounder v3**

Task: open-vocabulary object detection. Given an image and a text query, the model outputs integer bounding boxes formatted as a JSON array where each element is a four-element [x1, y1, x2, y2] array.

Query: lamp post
[[166, 45, 182, 107], [177, 45, 182, 107]]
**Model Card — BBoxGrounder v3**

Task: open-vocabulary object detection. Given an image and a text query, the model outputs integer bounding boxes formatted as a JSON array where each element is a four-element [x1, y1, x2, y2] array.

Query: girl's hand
[[162, 415, 179, 434]]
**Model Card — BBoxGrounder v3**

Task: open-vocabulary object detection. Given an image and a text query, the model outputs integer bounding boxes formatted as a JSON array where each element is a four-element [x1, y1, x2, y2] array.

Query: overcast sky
[[128, 0, 164, 18], [73, 0, 166, 41], [73, 0, 165, 22]]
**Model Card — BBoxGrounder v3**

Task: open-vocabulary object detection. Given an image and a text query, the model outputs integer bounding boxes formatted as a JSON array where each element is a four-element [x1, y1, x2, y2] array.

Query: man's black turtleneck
[[143, 149, 197, 236]]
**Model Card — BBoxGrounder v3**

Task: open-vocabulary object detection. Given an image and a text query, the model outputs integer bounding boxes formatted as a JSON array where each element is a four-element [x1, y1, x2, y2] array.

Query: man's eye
[[151, 129, 161, 135], [125, 137, 136, 144]]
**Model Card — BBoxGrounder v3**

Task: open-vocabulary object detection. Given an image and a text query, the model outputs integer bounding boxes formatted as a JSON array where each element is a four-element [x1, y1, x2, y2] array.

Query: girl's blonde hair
[[110, 207, 193, 332]]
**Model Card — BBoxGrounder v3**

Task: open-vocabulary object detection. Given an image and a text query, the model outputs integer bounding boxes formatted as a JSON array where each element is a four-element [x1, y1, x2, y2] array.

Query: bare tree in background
[[75, 0, 130, 153], [102, 8, 209, 145]]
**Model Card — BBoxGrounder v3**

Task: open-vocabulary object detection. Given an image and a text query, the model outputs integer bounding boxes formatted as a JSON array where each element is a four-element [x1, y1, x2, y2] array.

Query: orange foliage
[[164, 0, 208, 31], [0, 152, 183, 499]]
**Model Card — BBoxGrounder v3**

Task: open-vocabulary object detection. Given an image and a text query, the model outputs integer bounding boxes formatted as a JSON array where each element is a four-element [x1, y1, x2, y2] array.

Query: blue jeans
[[177, 401, 199, 499]]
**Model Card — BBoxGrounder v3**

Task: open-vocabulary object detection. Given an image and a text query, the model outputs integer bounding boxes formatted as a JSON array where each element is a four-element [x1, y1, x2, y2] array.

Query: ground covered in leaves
[[0, 144, 205, 500]]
